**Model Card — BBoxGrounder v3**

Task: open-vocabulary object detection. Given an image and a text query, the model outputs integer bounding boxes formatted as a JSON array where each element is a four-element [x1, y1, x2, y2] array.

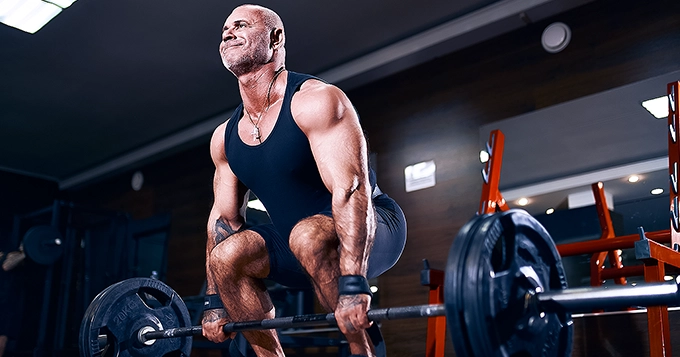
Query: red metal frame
[[557, 230, 670, 256], [635, 236, 680, 357], [589, 182, 627, 286], [422, 267, 446, 357], [478, 130, 509, 215]]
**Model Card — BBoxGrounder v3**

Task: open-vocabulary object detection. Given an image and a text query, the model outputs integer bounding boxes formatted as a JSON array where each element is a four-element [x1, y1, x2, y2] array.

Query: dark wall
[[4, 0, 679, 355], [67, 143, 216, 297], [0, 171, 58, 243]]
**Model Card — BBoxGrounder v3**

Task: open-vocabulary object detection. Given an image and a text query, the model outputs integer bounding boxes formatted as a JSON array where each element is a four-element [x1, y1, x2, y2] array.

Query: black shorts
[[249, 193, 407, 288]]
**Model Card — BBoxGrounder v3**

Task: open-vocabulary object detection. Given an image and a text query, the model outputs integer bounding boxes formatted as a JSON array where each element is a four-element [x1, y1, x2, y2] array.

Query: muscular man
[[201, 5, 407, 356]]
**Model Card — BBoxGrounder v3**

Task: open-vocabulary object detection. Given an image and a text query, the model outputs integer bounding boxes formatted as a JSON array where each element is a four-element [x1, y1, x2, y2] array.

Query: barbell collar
[[537, 279, 680, 312]]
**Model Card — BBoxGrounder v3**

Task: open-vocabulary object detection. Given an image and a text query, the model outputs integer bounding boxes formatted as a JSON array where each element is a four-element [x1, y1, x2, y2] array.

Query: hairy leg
[[289, 215, 374, 356], [209, 230, 283, 356]]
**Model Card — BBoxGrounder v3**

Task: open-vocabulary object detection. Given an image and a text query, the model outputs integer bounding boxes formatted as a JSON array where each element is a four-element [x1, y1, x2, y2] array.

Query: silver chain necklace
[[244, 66, 285, 143]]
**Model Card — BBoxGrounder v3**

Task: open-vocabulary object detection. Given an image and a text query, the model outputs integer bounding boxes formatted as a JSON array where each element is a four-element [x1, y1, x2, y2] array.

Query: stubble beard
[[222, 40, 271, 77]]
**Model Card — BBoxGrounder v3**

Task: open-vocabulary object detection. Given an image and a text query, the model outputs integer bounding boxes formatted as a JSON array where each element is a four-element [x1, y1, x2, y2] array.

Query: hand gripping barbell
[[79, 210, 680, 357]]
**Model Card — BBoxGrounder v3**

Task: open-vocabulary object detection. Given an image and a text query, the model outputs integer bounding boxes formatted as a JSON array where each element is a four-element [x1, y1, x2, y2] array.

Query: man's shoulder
[[295, 78, 345, 105], [210, 121, 229, 148]]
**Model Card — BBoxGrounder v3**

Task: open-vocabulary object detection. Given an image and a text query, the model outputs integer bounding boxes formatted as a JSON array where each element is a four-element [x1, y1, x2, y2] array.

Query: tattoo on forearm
[[338, 294, 364, 308], [202, 308, 227, 323], [214, 218, 237, 245]]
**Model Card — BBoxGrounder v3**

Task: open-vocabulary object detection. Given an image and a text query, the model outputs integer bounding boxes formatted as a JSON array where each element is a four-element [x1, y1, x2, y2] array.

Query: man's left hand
[[335, 294, 372, 335]]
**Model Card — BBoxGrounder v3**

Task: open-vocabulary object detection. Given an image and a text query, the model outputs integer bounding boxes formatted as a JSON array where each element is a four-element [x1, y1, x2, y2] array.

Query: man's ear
[[270, 28, 284, 49]]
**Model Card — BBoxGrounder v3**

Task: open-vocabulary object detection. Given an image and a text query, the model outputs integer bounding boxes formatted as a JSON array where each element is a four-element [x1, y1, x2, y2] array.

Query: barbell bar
[[141, 303, 447, 343], [104, 279, 680, 347], [80, 209, 680, 357]]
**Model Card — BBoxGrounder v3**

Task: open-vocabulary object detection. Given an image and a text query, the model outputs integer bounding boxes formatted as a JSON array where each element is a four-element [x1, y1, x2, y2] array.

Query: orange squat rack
[[423, 81, 679, 357]]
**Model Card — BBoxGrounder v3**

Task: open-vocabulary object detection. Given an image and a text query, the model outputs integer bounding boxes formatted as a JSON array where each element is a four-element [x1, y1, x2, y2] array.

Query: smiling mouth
[[222, 42, 243, 49]]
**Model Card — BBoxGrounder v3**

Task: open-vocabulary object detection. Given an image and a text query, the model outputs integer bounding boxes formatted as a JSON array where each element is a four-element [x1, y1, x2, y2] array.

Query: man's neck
[[237, 63, 286, 115]]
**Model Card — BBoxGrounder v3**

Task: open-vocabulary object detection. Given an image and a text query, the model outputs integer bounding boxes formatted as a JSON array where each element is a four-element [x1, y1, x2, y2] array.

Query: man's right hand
[[202, 308, 235, 342]]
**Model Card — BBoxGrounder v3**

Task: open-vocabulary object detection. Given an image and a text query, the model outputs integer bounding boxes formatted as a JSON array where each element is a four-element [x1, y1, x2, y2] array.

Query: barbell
[[79, 209, 680, 357]]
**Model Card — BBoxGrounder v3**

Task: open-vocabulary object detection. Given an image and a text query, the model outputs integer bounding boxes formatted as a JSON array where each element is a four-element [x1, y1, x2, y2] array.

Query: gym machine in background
[[7, 200, 171, 356]]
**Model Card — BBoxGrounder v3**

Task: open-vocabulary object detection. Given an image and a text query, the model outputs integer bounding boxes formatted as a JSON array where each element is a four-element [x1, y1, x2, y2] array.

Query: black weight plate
[[23, 225, 63, 265], [446, 209, 573, 357], [445, 213, 499, 357], [79, 278, 193, 357]]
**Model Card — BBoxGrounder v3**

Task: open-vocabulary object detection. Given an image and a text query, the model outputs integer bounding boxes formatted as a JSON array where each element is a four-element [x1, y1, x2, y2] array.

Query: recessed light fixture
[[517, 197, 529, 206], [479, 150, 489, 163], [627, 175, 640, 183], [545, 208, 555, 215], [541, 22, 571, 54], [651, 188, 664, 195], [641, 96, 669, 119], [370, 285, 379, 293]]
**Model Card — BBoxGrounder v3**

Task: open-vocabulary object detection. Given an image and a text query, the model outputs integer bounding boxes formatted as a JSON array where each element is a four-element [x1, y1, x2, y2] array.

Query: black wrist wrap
[[338, 275, 372, 296], [203, 294, 224, 310]]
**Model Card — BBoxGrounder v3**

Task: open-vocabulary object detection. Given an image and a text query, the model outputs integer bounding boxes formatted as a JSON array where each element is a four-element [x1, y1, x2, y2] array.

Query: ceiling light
[[641, 96, 669, 119], [651, 188, 664, 195], [0, 0, 75, 34], [664, 275, 674, 281], [370, 285, 378, 293], [517, 197, 529, 206], [541, 22, 571, 54], [545, 208, 555, 215], [479, 150, 489, 163], [47, 0, 76, 8], [627, 175, 640, 183]]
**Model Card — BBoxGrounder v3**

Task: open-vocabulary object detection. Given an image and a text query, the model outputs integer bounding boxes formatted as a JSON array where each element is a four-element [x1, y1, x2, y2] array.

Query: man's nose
[[222, 28, 235, 41]]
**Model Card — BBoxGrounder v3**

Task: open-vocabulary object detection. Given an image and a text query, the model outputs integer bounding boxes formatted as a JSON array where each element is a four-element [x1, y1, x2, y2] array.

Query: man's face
[[219, 6, 271, 75]]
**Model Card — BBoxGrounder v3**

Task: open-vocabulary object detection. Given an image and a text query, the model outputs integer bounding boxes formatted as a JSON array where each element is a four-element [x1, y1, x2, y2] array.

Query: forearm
[[333, 182, 376, 277], [205, 213, 243, 294]]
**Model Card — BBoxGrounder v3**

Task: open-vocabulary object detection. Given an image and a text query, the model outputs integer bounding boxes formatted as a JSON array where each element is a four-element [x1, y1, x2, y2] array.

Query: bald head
[[236, 4, 285, 46], [219, 4, 287, 75]]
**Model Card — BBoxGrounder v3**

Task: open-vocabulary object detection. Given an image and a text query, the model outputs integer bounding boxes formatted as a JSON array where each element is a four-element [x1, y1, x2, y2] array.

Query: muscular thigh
[[290, 214, 337, 244]]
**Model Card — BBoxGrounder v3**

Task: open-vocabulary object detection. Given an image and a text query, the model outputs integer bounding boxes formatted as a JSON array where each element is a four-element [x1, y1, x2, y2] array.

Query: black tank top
[[224, 71, 332, 238]]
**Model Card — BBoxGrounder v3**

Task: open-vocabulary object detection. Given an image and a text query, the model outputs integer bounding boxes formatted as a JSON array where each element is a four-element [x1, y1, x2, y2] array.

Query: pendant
[[251, 125, 261, 141]]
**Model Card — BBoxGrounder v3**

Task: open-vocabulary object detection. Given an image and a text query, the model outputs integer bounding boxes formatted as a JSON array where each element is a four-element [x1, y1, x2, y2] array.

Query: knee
[[209, 238, 243, 278], [289, 216, 337, 260]]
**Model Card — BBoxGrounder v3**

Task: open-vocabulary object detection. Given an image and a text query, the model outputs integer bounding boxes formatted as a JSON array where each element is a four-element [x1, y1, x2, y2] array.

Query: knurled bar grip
[[141, 304, 446, 342]]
